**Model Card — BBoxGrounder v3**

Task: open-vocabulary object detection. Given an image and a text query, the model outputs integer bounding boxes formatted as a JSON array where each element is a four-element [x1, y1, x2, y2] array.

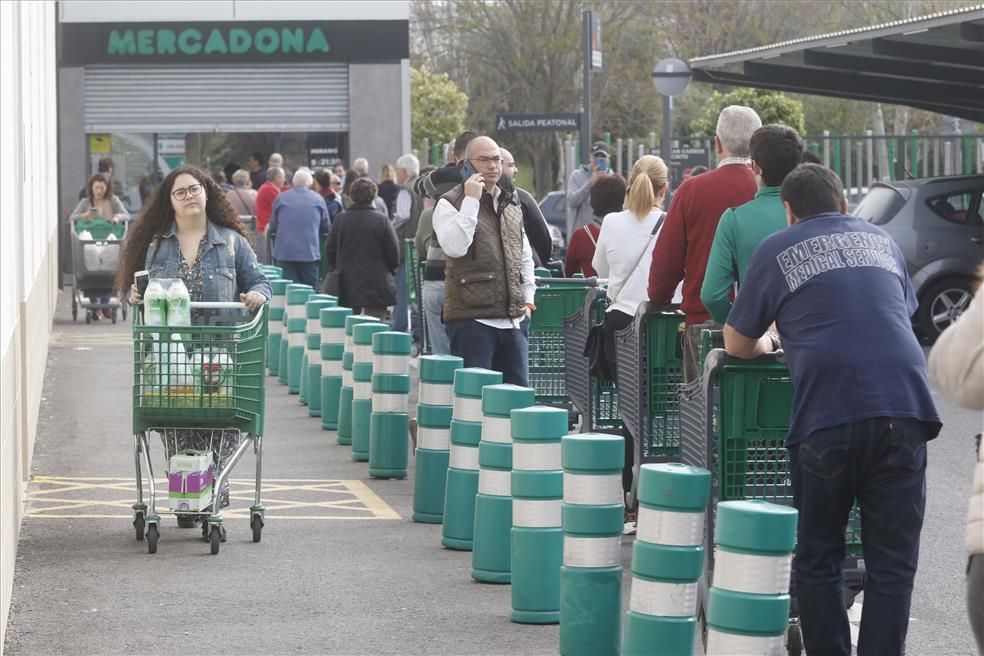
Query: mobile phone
[[134, 270, 150, 297], [459, 160, 477, 180], [595, 157, 609, 173]]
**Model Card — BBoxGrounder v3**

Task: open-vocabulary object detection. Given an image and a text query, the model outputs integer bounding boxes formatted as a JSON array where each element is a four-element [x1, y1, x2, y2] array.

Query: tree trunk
[[871, 103, 890, 181]]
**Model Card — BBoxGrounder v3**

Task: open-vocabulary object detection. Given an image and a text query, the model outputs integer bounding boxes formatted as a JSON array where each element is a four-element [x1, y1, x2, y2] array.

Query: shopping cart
[[131, 301, 268, 555], [679, 345, 865, 655], [562, 286, 622, 433], [403, 239, 429, 355], [529, 277, 598, 420], [70, 218, 127, 324]]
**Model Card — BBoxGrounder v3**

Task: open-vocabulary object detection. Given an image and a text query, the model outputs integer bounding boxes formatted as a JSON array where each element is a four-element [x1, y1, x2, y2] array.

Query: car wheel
[[917, 277, 974, 341]]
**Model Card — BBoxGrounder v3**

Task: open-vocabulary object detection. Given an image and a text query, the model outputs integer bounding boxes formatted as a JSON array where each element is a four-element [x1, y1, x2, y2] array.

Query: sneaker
[[623, 521, 637, 536], [409, 418, 418, 450]]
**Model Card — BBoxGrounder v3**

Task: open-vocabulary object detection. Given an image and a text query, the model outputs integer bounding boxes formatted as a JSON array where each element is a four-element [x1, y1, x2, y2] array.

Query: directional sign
[[495, 113, 581, 133]]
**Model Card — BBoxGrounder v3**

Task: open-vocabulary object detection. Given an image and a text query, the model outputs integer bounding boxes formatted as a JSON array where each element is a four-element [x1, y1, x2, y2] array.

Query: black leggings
[[603, 310, 636, 499]]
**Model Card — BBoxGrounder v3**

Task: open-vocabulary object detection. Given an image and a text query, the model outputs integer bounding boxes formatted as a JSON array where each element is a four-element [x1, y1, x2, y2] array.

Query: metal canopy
[[689, 5, 984, 122]]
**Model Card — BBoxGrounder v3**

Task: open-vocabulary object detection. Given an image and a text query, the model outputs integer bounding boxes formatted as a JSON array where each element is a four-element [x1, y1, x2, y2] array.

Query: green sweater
[[700, 186, 788, 325]]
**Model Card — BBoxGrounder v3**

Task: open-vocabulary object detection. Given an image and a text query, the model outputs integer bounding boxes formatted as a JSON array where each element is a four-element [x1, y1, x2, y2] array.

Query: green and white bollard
[[472, 384, 536, 583], [266, 278, 288, 376], [441, 368, 502, 551], [279, 284, 311, 384], [350, 322, 390, 462], [337, 314, 380, 445], [412, 355, 464, 524], [301, 295, 337, 408], [623, 463, 711, 656], [560, 433, 625, 656], [320, 307, 351, 430], [510, 406, 568, 624], [368, 331, 413, 479], [283, 285, 314, 390], [706, 500, 797, 656], [261, 264, 284, 278]]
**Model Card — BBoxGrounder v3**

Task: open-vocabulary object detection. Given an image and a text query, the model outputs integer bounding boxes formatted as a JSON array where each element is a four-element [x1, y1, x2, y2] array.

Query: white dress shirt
[[433, 185, 536, 329]]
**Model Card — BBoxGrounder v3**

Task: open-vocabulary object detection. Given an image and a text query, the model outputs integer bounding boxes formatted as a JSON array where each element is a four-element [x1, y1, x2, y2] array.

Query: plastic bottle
[[166, 279, 191, 327], [144, 279, 168, 327]]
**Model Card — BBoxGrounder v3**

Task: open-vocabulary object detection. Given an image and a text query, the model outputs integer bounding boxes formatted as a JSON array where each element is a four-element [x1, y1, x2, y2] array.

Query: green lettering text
[[156, 29, 177, 55], [281, 28, 304, 53], [204, 29, 228, 54], [229, 28, 251, 54], [137, 29, 154, 55], [254, 27, 278, 54], [107, 29, 136, 56], [178, 28, 203, 55], [305, 27, 330, 54]]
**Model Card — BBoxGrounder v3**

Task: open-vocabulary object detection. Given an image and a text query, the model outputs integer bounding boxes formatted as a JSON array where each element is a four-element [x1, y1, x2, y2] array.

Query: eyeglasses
[[171, 183, 204, 201], [470, 156, 502, 166]]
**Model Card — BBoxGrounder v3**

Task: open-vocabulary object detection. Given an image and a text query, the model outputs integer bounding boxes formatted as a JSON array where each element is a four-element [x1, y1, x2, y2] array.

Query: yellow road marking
[[344, 480, 401, 520]]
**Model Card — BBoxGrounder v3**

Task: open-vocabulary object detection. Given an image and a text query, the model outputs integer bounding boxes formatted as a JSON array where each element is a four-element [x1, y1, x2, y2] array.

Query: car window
[[853, 186, 905, 225], [553, 195, 565, 212], [927, 191, 976, 225]]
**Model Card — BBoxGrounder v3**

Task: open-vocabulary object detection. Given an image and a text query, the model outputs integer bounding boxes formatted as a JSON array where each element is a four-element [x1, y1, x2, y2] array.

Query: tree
[[410, 66, 468, 150], [689, 88, 806, 136]]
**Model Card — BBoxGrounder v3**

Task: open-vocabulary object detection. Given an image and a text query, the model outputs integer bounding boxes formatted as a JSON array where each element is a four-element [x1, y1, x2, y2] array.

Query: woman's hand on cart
[[129, 282, 142, 305], [240, 290, 266, 313]]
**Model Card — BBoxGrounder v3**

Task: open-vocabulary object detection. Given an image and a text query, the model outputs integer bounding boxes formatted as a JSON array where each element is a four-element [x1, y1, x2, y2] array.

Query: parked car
[[852, 174, 983, 341], [538, 190, 567, 257]]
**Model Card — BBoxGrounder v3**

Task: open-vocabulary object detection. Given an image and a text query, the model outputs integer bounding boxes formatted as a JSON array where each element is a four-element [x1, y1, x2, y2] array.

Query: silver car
[[853, 174, 983, 341]]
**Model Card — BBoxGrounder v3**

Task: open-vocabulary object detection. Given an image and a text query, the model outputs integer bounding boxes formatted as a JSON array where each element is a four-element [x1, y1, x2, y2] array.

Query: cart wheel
[[133, 512, 145, 541], [209, 525, 221, 555], [786, 622, 803, 656], [146, 524, 159, 554], [251, 514, 264, 543], [111, 310, 117, 325], [72, 299, 78, 321]]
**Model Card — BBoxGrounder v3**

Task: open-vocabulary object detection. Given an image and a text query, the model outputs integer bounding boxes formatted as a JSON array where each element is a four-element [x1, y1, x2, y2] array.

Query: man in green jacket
[[701, 124, 804, 325]]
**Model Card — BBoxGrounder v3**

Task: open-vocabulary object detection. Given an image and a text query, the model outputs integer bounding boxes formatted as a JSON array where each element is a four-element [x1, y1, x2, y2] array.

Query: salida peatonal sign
[[59, 21, 409, 65], [496, 113, 582, 132]]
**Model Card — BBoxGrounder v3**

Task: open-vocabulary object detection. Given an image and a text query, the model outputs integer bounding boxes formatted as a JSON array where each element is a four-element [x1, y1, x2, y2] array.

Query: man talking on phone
[[432, 136, 536, 386], [566, 141, 611, 231]]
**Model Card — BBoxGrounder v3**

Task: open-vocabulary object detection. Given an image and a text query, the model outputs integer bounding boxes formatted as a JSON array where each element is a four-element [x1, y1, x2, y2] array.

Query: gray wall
[[57, 67, 86, 280], [348, 62, 411, 174]]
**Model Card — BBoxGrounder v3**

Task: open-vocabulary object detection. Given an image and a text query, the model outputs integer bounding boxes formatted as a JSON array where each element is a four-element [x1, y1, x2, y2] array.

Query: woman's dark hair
[[801, 150, 821, 164], [86, 173, 113, 205], [780, 163, 845, 221], [750, 124, 804, 187], [342, 169, 358, 198], [116, 166, 252, 291], [350, 177, 378, 205], [590, 174, 627, 218], [223, 162, 240, 181], [314, 169, 332, 190]]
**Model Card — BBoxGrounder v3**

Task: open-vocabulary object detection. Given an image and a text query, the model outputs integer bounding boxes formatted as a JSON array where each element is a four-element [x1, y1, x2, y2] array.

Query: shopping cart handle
[[188, 301, 250, 309], [534, 276, 599, 286]]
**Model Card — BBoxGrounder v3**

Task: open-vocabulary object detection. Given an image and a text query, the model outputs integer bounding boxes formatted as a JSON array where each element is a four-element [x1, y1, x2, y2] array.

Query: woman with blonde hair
[[590, 154, 669, 525]]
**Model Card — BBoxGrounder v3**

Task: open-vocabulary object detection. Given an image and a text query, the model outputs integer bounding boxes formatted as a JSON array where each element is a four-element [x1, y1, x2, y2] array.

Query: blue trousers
[[421, 280, 450, 355], [278, 260, 319, 290], [446, 318, 529, 387], [789, 417, 931, 656]]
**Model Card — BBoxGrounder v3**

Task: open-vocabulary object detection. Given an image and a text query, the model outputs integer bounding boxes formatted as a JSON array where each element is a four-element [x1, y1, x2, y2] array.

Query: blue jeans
[[393, 262, 409, 332], [421, 280, 450, 355], [446, 318, 529, 386], [789, 417, 930, 656], [279, 260, 319, 290]]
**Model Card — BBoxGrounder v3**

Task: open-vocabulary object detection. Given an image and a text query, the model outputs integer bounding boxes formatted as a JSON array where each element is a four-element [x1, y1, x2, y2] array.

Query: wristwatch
[[766, 331, 781, 351]]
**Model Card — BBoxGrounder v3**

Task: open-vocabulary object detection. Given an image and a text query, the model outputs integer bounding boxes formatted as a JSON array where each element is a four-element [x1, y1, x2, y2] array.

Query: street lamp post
[[652, 58, 692, 176]]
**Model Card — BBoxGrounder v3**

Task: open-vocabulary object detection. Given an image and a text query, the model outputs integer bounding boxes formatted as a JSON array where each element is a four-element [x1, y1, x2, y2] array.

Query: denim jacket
[[145, 221, 271, 301]]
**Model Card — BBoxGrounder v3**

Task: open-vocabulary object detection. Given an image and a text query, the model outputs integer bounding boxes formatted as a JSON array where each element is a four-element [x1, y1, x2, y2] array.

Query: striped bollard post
[[337, 314, 380, 446], [369, 331, 413, 479], [278, 283, 310, 384], [706, 500, 797, 656], [350, 322, 391, 462], [283, 285, 314, 390], [472, 384, 536, 583], [266, 278, 288, 376], [560, 433, 625, 656], [623, 463, 711, 656], [441, 368, 502, 551], [412, 355, 464, 524], [320, 307, 351, 429], [301, 295, 337, 408], [510, 406, 567, 624], [261, 264, 283, 278]]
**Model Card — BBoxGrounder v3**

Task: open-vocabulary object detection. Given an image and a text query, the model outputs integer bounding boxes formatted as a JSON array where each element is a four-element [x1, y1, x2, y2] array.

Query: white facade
[[0, 1, 60, 649]]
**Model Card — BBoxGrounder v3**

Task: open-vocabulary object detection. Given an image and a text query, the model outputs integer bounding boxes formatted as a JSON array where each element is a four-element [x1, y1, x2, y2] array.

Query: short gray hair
[[395, 153, 420, 177], [716, 106, 762, 158], [231, 169, 250, 187], [267, 166, 285, 183], [293, 169, 314, 188], [269, 152, 284, 166], [353, 158, 369, 175]]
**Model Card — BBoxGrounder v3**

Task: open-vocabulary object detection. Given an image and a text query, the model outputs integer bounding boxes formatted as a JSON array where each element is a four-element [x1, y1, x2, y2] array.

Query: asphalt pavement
[[2, 290, 980, 655]]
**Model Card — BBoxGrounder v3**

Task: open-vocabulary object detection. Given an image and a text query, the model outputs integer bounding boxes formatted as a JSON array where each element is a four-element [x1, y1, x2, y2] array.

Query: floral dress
[[163, 237, 242, 509]]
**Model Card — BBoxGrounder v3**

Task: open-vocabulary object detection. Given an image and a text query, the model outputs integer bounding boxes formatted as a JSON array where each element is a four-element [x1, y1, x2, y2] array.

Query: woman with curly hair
[[117, 166, 271, 537]]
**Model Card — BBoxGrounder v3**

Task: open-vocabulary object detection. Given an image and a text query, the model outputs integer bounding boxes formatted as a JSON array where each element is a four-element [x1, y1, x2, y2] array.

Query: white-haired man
[[648, 104, 762, 381], [392, 153, 423, 333], [269, 168, 331, 288], [353, 157, 370, 179]]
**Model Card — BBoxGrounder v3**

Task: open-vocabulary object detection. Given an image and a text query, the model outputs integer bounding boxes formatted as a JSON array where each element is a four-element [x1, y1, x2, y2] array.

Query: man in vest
[[392, 153, 423, 333], [433, 136, 536, 386]]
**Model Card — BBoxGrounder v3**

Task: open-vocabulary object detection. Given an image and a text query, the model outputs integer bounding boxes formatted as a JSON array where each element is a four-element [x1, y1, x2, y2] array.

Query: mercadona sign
[[106, 26, 330, 57]]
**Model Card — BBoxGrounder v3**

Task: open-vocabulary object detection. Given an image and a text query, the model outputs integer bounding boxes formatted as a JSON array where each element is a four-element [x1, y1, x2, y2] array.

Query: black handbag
[[321, 270, 340, 296]]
